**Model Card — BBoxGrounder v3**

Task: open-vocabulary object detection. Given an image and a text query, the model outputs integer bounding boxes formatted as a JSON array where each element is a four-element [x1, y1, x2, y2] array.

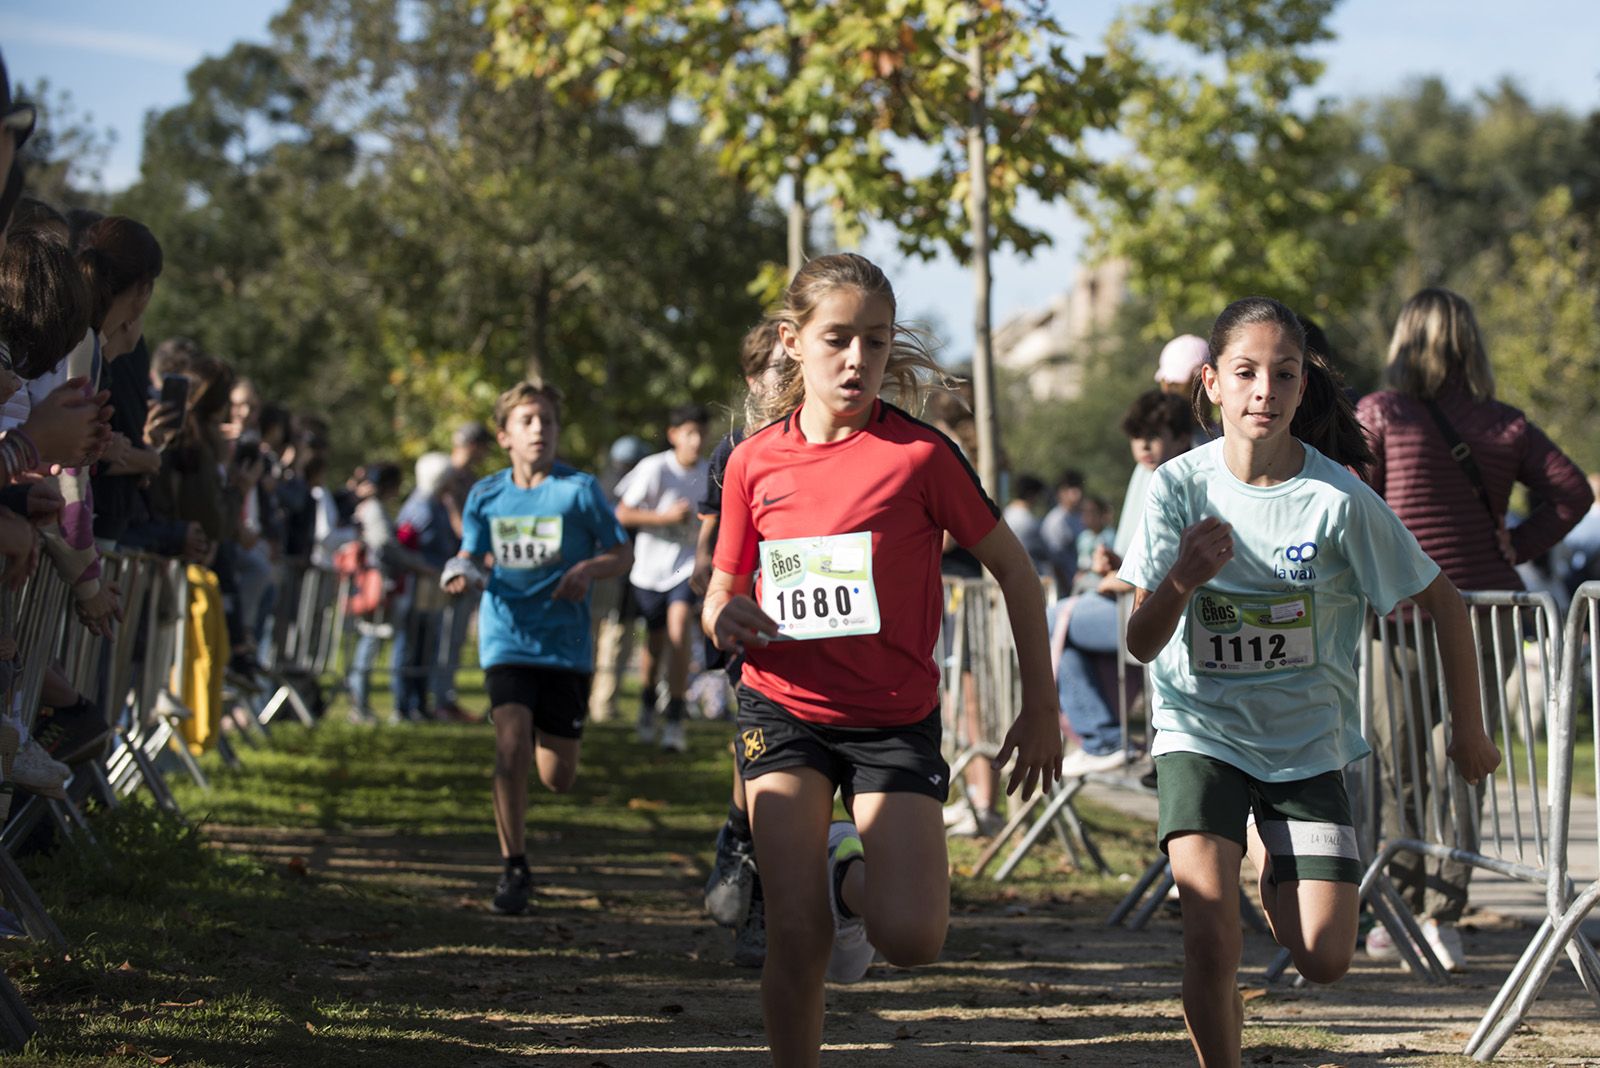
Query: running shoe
[[635, 690, 657, 744], [705, 823, 757, 926], [1060, 746, 1131, 778], [1365, 921, 1400, 961], [492, 867, 533, 915], [825, 820, 874, 983], [10, 734, 70, 799], [731, 891, 766, 969], [1422, 919, 1467, 972], [659, 720, 688, 753], [945, 807, 1004, 839], [31, 700, 110, 766]]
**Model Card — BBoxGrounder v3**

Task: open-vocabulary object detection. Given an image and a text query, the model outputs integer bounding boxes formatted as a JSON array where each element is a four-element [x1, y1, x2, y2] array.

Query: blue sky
[[3, 0, 1598, 349]]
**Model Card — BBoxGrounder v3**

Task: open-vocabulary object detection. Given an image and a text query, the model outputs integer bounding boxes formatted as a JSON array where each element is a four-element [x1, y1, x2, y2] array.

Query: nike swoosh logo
[[762, 492, 795, 506]]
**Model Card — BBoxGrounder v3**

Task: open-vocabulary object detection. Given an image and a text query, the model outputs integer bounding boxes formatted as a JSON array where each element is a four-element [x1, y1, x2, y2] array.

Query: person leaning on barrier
[[1356, 287, 1590, 971]]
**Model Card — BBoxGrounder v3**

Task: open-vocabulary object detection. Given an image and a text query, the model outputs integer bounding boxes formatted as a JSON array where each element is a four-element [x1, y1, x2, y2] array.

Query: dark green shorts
[[1155, 751, 1362, 884]]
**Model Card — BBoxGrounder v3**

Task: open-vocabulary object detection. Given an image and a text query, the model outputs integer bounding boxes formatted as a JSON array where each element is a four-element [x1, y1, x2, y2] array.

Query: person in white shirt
[[614, 404, 710, 752]]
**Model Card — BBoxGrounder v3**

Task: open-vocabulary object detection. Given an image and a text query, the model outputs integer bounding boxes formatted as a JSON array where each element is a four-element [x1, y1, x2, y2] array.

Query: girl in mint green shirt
[[1119, 297, 1501, 1068]]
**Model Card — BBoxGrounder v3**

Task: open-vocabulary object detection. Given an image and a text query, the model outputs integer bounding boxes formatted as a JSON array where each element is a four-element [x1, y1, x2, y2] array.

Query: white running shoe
[[1365, 921, 1400, 961], [945, 807, 1004, 839], [10, 734, 70, 799], [1422, 919, 1466, 972], [658, 720, 688, 753], [825, 820, 875, 983], [1060, 747, 1131, 778]]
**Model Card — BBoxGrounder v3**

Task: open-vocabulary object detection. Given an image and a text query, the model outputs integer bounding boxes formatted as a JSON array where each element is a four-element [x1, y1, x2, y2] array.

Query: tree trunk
[[527, 266, 549, 383], [788, 164, 807, 280], [965, 37, 999, 497]]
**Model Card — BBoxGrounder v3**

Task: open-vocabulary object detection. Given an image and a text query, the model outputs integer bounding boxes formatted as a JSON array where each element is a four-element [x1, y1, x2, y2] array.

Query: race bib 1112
[[1187, 588, 1316, 676]]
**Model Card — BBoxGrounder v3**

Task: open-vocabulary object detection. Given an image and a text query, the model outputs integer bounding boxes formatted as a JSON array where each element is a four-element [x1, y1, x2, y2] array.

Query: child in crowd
[[703, 253, 1061, 1066], [1053, 389, 1194, 777], [615, 403, 709, 753], [1071, 494, 1114, 593], [695, 318, 784, 968], [443, 381, 630, 915], [1120, 296, 1500, 1067]]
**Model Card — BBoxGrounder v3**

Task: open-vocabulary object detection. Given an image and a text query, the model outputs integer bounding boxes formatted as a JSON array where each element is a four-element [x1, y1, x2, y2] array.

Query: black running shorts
[[734, 685, 949, 805], [485, 664, 591, 739]]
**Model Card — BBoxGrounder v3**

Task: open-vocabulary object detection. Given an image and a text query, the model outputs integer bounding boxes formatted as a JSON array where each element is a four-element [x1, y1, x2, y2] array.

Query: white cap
[[1155, 334, 1210, 385]]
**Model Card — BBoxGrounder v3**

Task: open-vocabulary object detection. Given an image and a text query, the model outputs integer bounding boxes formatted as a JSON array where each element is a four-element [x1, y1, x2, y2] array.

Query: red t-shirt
[[714, 400, 1000, 727]]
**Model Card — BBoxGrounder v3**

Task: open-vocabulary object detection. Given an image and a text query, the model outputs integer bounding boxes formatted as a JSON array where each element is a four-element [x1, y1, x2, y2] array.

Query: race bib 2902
[[491, 515, 563, 570]]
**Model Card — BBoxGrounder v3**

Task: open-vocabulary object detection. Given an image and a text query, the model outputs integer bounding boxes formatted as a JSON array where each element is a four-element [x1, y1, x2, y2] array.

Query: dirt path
[[208, 823, 1600, 1067]]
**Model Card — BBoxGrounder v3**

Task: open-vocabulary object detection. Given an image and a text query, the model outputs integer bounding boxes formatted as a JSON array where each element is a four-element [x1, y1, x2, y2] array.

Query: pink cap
[[1155, 334, 1210, 384]]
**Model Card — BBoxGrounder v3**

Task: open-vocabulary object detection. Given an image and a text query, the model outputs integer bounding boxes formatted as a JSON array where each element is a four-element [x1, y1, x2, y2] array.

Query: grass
[[0, 673, 1158, 1066]]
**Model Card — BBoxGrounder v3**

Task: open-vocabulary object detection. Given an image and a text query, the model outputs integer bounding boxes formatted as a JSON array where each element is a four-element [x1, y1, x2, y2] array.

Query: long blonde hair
[[1385, 287, 1496, 402], [749, 253, 949, 426]]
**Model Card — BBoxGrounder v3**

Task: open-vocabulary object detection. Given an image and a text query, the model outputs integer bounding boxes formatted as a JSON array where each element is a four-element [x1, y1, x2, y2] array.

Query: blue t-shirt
[[1120, 440, 1439, 781], [461, 465, 628, 672]]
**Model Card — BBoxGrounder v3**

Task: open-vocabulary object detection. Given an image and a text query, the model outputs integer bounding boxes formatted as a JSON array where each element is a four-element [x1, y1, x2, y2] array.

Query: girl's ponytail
[[1290, 348, 1374, 476]]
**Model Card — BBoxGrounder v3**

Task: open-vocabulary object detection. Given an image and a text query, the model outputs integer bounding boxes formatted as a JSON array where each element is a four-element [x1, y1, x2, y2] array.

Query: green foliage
[[1477, 187, 1600, 474], [111, 0, 780, 470], [485, 0, 1122, 267], [1076, 0, 1405, 343], [12, 80, 116, 209]]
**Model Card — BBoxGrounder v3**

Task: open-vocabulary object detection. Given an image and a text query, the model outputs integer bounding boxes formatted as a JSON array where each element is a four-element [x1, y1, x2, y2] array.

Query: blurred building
[[994, 259, 1129, 402]]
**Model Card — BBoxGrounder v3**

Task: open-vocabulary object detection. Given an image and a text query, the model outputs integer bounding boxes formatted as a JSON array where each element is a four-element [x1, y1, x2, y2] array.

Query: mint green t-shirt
[[1119, 439, 1439, 781]]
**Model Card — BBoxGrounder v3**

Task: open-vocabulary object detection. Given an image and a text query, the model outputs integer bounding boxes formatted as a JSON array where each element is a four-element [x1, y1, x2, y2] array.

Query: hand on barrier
[[21, 378, 112, 469], [1447, 725, 1502, 787], [0, 509, 39, 588], [993, 703, 1065, 802], [24, 480, 64, 527], [74, 579, 122, 637]]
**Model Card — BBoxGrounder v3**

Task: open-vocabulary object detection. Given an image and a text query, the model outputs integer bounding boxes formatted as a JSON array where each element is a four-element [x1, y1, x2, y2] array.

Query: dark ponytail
[[1204, 296, 1375, 477], [76, 215, 163, 332]]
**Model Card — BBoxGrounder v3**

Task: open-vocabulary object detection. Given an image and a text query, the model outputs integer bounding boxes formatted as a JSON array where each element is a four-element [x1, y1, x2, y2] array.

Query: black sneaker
[[731, 891, 766, 969], [704, 823, 757, 927], [492, 867, 533, 915], [32, 700, 111, 766]]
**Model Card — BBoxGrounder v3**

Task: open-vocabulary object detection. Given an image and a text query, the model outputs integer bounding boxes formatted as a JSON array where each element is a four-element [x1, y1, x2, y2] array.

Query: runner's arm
[[969, 521, 1063, 799], [1126, 516, 1233, 662], [702, 568, 777, 653], [1410, 571, 1501, 785], [552, 540, 632, 602]]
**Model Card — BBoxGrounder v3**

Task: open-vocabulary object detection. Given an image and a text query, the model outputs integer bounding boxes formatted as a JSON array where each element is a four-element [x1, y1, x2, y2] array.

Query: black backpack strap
[[1421, 399, 1498, 525]]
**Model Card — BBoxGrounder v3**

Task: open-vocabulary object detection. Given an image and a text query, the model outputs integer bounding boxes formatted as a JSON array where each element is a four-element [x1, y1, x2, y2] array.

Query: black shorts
[[630, 579, 695, 631], [734, 685, 949, 806], [484, 664, 591, 739]]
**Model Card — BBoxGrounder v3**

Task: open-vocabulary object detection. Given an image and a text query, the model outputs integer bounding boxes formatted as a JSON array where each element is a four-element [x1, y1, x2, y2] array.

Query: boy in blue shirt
[[443, 381, 631, 914]]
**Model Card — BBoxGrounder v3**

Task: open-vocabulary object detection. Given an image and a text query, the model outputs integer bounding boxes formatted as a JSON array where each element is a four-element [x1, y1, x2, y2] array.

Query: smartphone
[[159, 373, 190, 414]]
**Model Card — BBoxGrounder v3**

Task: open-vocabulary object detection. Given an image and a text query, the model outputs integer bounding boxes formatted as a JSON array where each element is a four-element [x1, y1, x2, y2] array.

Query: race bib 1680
[[757, 531, 880, 640]]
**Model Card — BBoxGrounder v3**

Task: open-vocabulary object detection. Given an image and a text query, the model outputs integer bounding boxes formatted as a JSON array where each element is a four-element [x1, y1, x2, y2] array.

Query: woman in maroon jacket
[[1357, 287, 1588, 970]]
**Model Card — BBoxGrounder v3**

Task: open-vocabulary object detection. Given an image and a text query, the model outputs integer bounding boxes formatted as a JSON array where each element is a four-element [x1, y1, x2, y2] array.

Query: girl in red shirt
[[703, 253, 1062, 1067]]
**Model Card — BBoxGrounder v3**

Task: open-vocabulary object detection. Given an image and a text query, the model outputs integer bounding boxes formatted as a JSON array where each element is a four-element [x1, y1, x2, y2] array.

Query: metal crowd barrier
[[1469, 581, 1600, 1058]]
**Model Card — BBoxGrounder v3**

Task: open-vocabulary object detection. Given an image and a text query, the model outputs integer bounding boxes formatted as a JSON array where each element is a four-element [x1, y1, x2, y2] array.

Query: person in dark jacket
[[1356, 287, 1589, 970]]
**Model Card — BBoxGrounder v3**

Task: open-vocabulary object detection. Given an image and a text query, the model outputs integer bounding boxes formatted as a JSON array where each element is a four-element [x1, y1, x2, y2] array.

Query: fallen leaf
[[627, 797, 666, 811], [1240, 987, 1269, 1002], [305, 1021, 317, 1033], [287, 856, 309, 876]]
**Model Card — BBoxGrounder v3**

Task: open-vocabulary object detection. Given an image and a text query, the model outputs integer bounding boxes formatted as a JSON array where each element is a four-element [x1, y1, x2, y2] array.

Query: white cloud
[[0, 13, 202, 67]]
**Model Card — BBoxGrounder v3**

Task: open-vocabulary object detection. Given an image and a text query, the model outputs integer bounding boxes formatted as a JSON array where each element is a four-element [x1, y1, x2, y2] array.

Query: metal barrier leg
[[970, 791, 1046, 878], [1564, 931, 1600, 1005], [1108, 855, 1169, 927], [1128, 870, 1176, 930], [994, 779, 1096, 882], [162, 722, 210, 790], [1473, 883, 1600, 1060], [1465, 916, 1554, 1056], [0, 849, 65, 949], [0, 974, 38, 1052]]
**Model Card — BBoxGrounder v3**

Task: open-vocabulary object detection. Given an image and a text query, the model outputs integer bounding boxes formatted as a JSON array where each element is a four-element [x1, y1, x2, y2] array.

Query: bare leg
[[731, 742, 748, 813], [747, 767, 835, 1068], [1246, 825, 1357, 983], [40, 665, 80, 708], [492, 704, 534, 859], [1168, 831, 1246, 1068], [533, 731, 581, 795], [842, 791, 949, 967], [666, 600, 693, 702], [640, 627, 665, 709]]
